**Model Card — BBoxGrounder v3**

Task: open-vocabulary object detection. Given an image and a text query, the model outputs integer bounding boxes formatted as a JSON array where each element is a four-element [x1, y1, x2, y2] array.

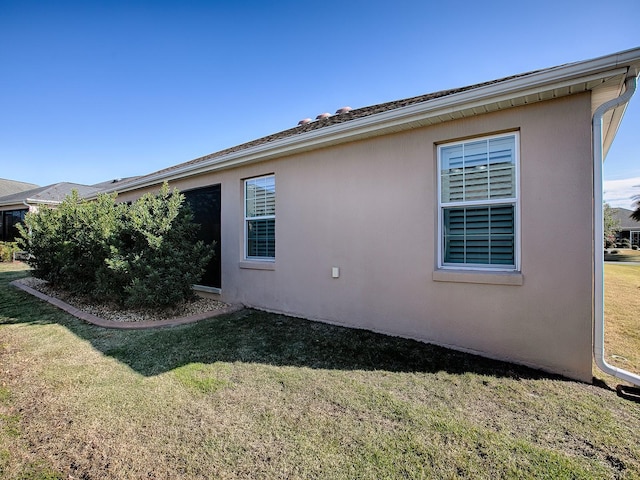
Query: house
[[0, 178, 137, 242], [75, 48, 640, 382], [612, 207, 640, 247]]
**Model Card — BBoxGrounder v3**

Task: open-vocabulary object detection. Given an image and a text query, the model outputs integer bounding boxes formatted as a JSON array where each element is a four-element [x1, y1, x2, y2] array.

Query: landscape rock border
[[10, 279, 244, 330]]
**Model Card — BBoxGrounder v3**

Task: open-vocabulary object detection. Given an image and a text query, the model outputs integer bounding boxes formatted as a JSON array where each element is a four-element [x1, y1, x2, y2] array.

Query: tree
[[631, 195, 640, 222], [603, 203, 620, 248]]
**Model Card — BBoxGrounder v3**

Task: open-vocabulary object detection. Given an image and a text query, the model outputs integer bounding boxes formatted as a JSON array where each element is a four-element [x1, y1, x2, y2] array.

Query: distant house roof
[[0, 177, 140, 207], [612, 208, 640, 231], [90, 177, 140, 190], [0, 178, 39, 198], [0, 183, 101, 206], [94, 47, 640, 196]]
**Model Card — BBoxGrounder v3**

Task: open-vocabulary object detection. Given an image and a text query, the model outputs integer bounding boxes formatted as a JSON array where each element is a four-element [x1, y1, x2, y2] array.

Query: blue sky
[[1, 1, 638, 207]]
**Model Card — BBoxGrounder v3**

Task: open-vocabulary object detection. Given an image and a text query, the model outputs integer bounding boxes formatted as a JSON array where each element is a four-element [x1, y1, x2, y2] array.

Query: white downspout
[[593, 74, 640, 386]]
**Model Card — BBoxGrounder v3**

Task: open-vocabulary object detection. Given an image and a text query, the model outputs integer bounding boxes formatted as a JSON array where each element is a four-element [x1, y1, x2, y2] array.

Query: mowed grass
[[604, 263, 640, 374], [605, 248, 640, 262], [1, 263, 639, 479]]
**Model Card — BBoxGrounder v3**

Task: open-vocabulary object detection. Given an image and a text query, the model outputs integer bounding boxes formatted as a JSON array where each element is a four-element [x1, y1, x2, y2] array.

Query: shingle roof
[[108, 67, 550, 190], [90, 176, 141, 189], [0, 178, 39, 197], [0, 182, 101, 205], [0, 177, 142, 206], [612, 208, 640, 230]]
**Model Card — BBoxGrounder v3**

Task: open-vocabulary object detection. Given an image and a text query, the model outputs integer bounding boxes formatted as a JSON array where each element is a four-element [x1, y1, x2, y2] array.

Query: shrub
[[617, 238, 631, 249], [19, 191, 120, 294], [0, 242, 20, 262], [100, 184, 213, 308], [633, 245, 639, 250], [610, 250, 619, 254], [18, 204, 63, 281], [19, 183, 213, 309]]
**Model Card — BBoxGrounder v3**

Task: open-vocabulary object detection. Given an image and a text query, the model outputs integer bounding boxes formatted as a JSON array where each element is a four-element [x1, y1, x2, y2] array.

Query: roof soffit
[[591, 75, 634, 158]]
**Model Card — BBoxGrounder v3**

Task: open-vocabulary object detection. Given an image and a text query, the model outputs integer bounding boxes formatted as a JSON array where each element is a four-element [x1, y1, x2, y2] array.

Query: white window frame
[[437, 132, 520, 271], [244, 174, 275, 261]]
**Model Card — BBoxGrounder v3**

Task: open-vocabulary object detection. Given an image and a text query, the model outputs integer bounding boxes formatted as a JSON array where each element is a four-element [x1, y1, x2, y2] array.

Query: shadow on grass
[[0, 267, 65, 326], [604, 253, 640, 262], [1, 269, 563, 381]]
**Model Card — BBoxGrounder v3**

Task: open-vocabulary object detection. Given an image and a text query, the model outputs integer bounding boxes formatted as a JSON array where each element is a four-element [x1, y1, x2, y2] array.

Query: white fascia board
[[0, 199, 61, 208], [26, 199, 62, 205], [110, 49, 640, 193], [23, 199, 62, 206]]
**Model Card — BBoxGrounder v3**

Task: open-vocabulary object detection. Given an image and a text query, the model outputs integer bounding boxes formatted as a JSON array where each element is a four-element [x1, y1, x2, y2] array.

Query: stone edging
[[10, 280, 244, 330]]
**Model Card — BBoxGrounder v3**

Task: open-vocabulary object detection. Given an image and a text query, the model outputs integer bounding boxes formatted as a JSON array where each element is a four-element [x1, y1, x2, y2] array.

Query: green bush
[[100, 184, 213, 308], [18, 191, 120, 294], [19, 183, 213, 309], [617, 238, 631, 249], [0, 242, 20, 262]]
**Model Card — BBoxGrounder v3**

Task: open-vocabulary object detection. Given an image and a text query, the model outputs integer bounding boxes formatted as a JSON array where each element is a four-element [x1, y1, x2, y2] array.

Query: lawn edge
[[9, 279, 244, 329]]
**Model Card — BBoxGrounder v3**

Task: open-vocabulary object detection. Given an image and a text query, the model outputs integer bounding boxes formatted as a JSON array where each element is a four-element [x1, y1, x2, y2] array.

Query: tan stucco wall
[[117, 93, 594, 381]]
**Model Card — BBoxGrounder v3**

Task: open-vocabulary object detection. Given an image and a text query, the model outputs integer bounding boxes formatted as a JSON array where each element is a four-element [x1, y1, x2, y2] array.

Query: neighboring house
[[0, 178, 137, 242], [0, 178, 40, 241], [612, 207, 640, 246], [81, 48, 640, 381]]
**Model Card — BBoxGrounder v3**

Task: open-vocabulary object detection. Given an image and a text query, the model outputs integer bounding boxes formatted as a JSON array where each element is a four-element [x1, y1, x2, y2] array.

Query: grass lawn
[[1, 262, 639, 479], [604, 263, 640, 374], [604, 248, 640, 262]]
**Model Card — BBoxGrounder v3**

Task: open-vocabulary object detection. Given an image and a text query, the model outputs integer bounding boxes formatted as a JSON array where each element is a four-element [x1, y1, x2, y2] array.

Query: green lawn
[[1, 262, 639, 479], [604, 263, 640, 375], [604, 248, 640, 262]]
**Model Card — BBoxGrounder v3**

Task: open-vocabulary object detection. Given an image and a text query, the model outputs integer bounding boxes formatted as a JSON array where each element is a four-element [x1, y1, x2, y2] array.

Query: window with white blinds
[[245, 175, 275, 259], [438, 133, 518, 269]]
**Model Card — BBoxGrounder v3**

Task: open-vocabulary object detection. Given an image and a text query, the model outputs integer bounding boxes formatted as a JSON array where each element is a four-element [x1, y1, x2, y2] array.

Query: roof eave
[[99, 48, 640, 195], [25, 199, 63, 206], [0, 197, 64, 208]]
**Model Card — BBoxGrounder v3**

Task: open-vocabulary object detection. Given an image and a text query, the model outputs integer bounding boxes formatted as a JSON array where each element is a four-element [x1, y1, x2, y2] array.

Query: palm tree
[[631, 195, 640, 222]]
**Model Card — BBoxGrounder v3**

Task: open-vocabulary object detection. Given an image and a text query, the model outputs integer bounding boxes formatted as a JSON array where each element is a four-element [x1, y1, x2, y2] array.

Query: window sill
[[239, 260, 275, 271], [432, 269, 523, 286]]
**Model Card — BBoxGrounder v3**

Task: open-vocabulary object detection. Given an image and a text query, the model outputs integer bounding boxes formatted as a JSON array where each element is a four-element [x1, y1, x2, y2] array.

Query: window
[[438, 133, 518, 270], [1, 209, 27, 242], [244, 175, 275, 260]]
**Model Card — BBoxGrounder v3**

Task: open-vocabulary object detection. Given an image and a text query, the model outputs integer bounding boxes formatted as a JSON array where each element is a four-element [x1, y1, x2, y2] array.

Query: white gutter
[[21, 199, 62, 210], [97, 48, 640, 196], [593, 74, 640, 386], [24, 199, 62, 206], [0, 198, 61, 209]]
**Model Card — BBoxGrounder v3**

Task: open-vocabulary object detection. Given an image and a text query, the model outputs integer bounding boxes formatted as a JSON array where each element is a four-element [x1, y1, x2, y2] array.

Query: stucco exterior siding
[[115, 93, 594, 381]]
